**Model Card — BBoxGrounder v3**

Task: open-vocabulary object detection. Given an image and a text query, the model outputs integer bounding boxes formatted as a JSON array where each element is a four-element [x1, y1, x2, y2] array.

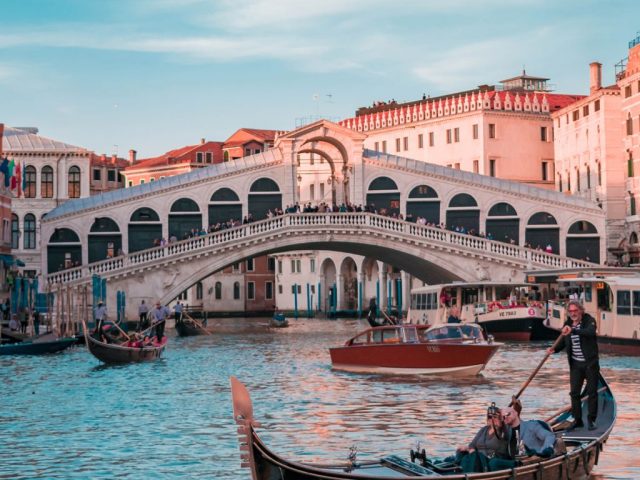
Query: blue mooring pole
[[306, 283, 311, 318], [293, 284, 299, 319]]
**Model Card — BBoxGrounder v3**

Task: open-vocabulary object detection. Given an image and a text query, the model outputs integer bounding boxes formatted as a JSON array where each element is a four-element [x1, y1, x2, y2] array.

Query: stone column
[[378, 265, 387, 313], [336, 273, 343, 311]]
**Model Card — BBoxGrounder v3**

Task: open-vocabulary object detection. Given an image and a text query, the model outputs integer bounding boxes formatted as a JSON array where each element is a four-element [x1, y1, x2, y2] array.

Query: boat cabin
[[345, 323, 485, 346]]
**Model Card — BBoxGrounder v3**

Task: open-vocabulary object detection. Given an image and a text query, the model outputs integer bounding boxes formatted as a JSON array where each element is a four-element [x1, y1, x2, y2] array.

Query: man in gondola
[[149, 301, 171, 341], [501, 403, 557, 458], [174, 301, 184, 325], [547, 300, 599, 431]]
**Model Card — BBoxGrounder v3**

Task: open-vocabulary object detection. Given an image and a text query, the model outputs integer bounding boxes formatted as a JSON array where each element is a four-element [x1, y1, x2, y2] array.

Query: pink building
[[552, 63, 624, 262], [340, 72, 583, 189], [0, 124, 13, 293]]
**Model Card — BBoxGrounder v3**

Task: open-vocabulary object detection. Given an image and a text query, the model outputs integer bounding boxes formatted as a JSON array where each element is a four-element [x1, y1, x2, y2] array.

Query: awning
[[0, 255, 26, 267]]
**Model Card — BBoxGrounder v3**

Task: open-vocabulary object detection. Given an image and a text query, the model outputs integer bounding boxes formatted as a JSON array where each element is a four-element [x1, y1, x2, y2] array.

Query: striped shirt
[[570, 330, 585, 362]]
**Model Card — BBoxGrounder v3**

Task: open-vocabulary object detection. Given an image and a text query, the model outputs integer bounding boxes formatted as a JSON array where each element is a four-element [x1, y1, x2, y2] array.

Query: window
[[583, 105, 589, 117], [597, 162, 602, 186], [576, 168, 581, 192], [245, 148, 252, 156], [140, 179, 145, 184], [489, 159, 496, 177], [68, 166, 81, 198], [617, 290, 631, 315], [232, 262, 241, 273], [265, 282, 273, 300], [572, 110, 579, 121], [128, 181, 133, 187], [93, 169, 101, 181], [382, 140, 387, 153], [454, 162, 460, 170], [628, 153, 634, 178], [205, 152, 212, 163], [277, 260, 282, 274], [473, 160, 479, 173], [246, 257, 254, 272], [446, 129, 452, 144], [215, 282, 222, 300], [278, 285, 283, 294], [403, 137, 408, 151], [107, 170, 116, 182], [178, 290, 187, 301], [374, 141, 379, 151], [196, 152, 203, 163], [586, 166, 591, 189], [267, 257, 276, 272], [429, 132, 434, 146], [310, 285, 315, 294], [24, 166, 36, 198], [11, 214, 19, 249], [625, 85, 632, 98], [290, 259, 301, 273], [310, 183, 315, 200], [633, 291, 640, 315], [472, 124, 479, 140], [223, 151, 229, 162], [627, 115, 633, 135], [594, 100, 600, 111], [540, 126, 548, 142], [233, 282, 240, 300], [567, 170, 571, 191], [542, 161, 548, 181], [254, 149, 261, 155], [41, 166, 53, 198], [395, 138, 401, 152], [291, 284, 302, 294], [418, 134, 423, 148], [23, 213, 36, 249], [320, 183, 325, 199], [247, 282, 255, 300], [149, 178, 155, 182], [630, 194, 637, 216], [488, 124, 496, 139], [558, 173, 563, 192], [310, 258, 316, 273], [454, 128, 459, 143], [196, 282, 203, 300]]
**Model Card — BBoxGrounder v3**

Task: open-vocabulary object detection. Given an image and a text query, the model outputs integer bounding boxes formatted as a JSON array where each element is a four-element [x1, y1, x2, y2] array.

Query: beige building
[[552, 62, 624, 262], [340, 72, 583, 189]]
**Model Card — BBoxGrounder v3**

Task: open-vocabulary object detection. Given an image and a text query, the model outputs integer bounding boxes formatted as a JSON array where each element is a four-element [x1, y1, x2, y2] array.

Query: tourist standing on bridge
[[138, 300, 149, 331], [150, 301, 171, 341], [547, 300, 599, 431]]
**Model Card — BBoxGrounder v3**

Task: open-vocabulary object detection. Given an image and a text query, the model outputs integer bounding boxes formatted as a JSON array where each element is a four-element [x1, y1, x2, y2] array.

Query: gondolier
[[547, 300, 600, 431], [94, 301, 107, 331], [150, 301, 171, 341], [138, 300, 149, 331], [174, 301, 183, 325]]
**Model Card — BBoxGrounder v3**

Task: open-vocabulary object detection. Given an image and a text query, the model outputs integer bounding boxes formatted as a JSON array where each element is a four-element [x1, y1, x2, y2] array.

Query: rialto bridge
[[41, 120, 604, 318]]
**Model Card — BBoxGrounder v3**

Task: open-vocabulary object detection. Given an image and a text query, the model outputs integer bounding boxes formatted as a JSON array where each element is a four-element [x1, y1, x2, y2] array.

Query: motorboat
[[329, 323, 500, 375]]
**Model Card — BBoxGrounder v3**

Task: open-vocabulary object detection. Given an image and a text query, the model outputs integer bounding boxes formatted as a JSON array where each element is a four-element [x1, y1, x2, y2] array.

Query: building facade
[[0, 124, 13, 294]]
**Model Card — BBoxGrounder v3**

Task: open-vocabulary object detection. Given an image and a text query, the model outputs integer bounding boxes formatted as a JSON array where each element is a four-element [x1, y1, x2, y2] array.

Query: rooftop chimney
[[589, 62, 602, 94], [0, 123, 4, 157], [128, 149, 137, 163], [200, 138, 206, 145], [111, 154, 117, 164], [100, 153, 107, 162]]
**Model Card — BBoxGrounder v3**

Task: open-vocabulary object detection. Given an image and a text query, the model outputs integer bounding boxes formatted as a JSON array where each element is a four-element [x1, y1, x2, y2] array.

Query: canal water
[[1, 318, 639, 479]]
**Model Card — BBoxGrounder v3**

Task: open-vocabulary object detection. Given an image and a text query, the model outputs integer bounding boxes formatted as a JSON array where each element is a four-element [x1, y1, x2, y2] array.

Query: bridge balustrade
[[45, 212, 594, 286]]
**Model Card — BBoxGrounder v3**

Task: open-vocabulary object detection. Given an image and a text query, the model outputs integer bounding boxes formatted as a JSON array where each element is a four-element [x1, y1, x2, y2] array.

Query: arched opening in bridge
[[169, 198, 202, 240], [248, 178, 282, 220], [486, 202, 519, 244], [360, 258, 380, 310], [406, 184, 440, 224], [320, 258, 337, 313], [208, 188, 242, 226], [446, 193, 479, 233], [47, 228, 81, 273], [566, 221, 600, 263], [128, 207, 161, 253], [525, 212, 559, 253], [339, 257, 358, 310], [366, 177, 400, 215], [88, 217, 122, 263]]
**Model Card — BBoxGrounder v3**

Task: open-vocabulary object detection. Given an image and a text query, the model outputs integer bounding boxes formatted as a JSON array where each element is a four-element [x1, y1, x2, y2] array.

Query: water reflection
[[1, 318, 639, 478]]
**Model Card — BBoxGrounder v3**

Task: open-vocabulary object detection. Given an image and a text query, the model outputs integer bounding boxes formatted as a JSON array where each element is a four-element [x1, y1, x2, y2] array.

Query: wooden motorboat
[[84, 332, 168, 364], [270, 313, 289, 328], [230, 374, 616, 479], [329, 323, 500, 375], [0, 336, 76, 355]]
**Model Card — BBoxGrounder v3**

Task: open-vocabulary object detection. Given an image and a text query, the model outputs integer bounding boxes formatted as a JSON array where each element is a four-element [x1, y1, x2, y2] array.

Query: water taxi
[[408, 282, 551, 341], [329, 323, 500, 375], [527, 268, 640, 355]]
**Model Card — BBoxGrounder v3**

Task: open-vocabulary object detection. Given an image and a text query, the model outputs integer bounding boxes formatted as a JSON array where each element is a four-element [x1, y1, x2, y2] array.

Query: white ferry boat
[[408, 281, 552, 341], [527, 268, 640, 355]]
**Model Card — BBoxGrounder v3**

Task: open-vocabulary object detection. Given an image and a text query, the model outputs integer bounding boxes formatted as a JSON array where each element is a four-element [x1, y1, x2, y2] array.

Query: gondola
[[0, 336, 76, 355], [175, 317, 207, 337], [231, 374, 616, 479], [84, 332, 168, 364]]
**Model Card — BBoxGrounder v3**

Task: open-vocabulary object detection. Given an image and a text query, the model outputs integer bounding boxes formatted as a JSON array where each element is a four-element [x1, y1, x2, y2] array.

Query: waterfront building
[[552, 62, 624, 263], [0, 124, 13, 293], [339, 72, 583, 189], [1, 124, 128, 277]]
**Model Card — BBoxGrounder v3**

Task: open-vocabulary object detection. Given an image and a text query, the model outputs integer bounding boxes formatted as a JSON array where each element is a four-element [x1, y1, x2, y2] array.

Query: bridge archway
[[169, 198, 202, 240], [406, 184, 439, 223], [88, 217, 121, 263], [320, 258, 337, 312], [208, 188, 242, 226], [48, 228, 81, 273], [486, 202, 519, 244], [339, 257, 358, 310], [567, 220, 600, 263], [526, 212, 559, 253], [446, 193, 479, 233], [248, 178, 282, 220], [367, 176, 400, 215], [128, 207, 161, 252]]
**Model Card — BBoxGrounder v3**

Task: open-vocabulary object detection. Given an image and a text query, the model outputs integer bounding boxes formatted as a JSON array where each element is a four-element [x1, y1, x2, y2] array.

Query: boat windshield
[[424, 324, 482, 341]]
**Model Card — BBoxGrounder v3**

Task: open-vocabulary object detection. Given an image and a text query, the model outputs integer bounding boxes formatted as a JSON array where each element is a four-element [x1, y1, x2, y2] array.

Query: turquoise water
[[1, 318, 639, 479]]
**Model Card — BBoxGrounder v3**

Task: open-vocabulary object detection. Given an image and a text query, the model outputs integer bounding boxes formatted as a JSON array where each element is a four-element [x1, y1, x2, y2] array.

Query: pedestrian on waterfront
[[94, 301, 108, 331], [33, 309, 41, 336], [447, 306, 461, 323], [174, 301, 183, 324], [149, 301, 171, 341], [547, 300, 599, 431], [138, 300, 149, 331], [19, 307, 28, 334]]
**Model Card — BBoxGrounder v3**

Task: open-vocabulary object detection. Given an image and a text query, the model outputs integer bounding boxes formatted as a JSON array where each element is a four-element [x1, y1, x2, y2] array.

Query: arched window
[[586, 165, 591, 189], [233, 281, 240, 300], [196, 282, 203, 300], [215, 282, 222, 300], [11, 214, 19, 249], [223, 151, 229, 162], [557, 173, 562, 192], [41, 166, 54, 198], [23, 213, 36, 249], [24, 166, 36, 198], [68, 166, 81, 198]]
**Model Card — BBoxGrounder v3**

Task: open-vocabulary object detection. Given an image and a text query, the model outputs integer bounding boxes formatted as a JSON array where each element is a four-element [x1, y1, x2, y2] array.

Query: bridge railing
[[46, 212, 594, 285]]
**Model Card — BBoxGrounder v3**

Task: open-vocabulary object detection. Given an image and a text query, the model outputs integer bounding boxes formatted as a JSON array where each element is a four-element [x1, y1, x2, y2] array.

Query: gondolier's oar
[[139, 318, 166, 337], [510, 333, 564, 405], [183, 311, 211, 335], [109, 319, 132, 341], [380, 310, 397, 325]]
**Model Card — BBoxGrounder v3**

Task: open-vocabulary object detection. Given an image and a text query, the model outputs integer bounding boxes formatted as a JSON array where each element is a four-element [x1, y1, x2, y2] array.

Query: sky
[[0, 0, 638, 159]]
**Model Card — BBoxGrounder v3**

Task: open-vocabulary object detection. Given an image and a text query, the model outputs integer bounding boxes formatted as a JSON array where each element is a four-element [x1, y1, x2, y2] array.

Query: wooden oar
[[108, 318, 132, 341], [139, 318, 166, 336], [183, 311, 211, 335], [510, 333, 565, 405], [381, 310, 397, 325]]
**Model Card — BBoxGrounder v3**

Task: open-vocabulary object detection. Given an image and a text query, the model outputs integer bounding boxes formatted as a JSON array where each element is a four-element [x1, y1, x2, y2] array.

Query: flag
[[0, 157, 9, 187], [14, 161, 21, 196], [8, 158, 15, 189]]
